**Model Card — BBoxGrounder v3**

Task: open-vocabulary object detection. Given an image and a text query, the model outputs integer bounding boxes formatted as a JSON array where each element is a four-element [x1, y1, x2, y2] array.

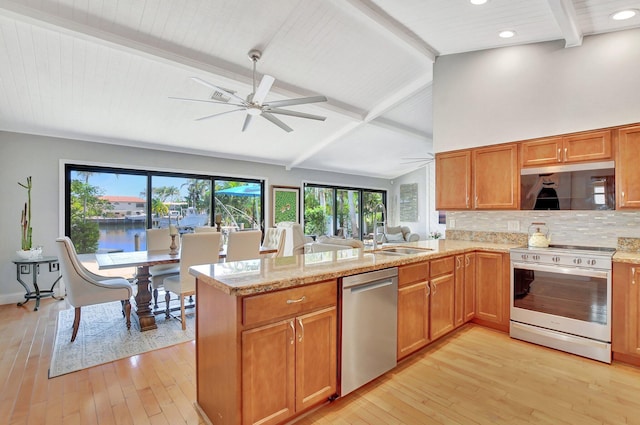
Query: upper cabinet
[[435, 150, 472, 209], [521, 129, 612, 168], [616, 125, 640, 209], [436, 144, 519, 210]]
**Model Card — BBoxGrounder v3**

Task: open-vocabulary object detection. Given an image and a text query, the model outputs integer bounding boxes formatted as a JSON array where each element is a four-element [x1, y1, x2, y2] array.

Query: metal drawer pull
[[633, 267, 636, 285], [289, 321, 295, 344], [557, 148, 561, 162], [564, 147, 568, 161], [286, 296, 306, 304], [426, 282, 431, 297], [298, 318, 304, 343]]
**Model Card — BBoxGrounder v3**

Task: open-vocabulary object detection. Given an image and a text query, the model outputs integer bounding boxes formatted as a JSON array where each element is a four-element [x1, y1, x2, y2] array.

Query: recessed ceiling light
[[470, 0, 488, 5], [611, 9, 638, 20], [499, 30, 516, 39]]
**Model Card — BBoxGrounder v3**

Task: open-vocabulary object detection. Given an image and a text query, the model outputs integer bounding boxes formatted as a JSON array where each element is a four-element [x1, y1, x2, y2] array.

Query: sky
[[72, 172, 195, 199]]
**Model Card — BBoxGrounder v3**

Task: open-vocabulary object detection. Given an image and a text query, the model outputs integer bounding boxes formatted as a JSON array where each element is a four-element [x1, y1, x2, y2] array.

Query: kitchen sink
[[376, 247, 433, 255]]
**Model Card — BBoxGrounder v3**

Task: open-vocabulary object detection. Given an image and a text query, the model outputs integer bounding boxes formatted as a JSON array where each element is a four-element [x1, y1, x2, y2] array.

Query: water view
[[98, 222, 148, 252]]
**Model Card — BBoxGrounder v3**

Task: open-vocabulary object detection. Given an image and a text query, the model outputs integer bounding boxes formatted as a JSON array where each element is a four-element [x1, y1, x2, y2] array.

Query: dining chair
[[147, 228, 180, 309], [55, 237, 133, 342], [261, 227, 286, 257], [226, 230, 262, 262], [163, 232, 221, 329], [275, 222, 311, 256], [194, 226, 218, 233]]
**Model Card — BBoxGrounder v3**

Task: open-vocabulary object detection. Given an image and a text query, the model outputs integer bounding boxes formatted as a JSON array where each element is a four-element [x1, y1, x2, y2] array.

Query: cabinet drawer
[[430, 256, 454, 278], [243, 280, 337, 326], [398, 262, 429, 287]]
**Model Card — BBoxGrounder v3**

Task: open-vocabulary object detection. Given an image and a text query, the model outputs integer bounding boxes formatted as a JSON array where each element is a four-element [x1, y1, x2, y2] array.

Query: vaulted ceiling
[[1, 0, 639, 178]]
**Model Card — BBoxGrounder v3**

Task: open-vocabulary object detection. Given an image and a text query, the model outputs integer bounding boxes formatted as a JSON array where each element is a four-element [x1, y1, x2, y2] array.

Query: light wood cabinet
[[397, 262, 430, 360], [242, 296, 337, 425], [430, 256, 455, 340], [521, 130, 612, 168], [473, 251, 509, 332], [615, 125, 640, 209], [473, 144, 519, 209], [436, 150, 472, 209], [612, 263, 640, 365], [463, 253, 476, 323], [454, 253, 476, 327], [436, 144, 519, 210]]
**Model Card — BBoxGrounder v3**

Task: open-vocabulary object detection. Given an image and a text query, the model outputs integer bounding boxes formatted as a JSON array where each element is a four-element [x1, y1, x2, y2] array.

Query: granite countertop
[[613, 251, 640, 265], [190, 239, 522, 297]]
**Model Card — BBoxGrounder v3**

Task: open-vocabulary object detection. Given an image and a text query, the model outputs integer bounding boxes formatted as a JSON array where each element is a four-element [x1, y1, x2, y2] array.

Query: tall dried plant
[[18, 176, 32, 250]]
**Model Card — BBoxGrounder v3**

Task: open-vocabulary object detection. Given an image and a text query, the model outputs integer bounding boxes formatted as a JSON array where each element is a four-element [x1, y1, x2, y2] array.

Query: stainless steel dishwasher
[[341, 267, 398, 396]]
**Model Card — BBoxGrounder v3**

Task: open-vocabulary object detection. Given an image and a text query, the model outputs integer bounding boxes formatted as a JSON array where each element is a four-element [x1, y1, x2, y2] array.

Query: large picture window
[[303, 184, 385, 240], [65, 164, 264, 254]]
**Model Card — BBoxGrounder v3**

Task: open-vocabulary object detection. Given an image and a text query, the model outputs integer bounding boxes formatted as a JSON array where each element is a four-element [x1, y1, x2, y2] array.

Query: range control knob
[[532, 255, 540, 261], [521, 254, 529, 260], [573, 258, 582, 265], [587, 259, 597, 266], [552, 256, 561, 263]]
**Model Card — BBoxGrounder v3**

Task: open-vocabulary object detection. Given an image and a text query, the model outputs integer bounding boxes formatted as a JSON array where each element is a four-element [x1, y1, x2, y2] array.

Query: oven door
[[510, 261, 611, 342]]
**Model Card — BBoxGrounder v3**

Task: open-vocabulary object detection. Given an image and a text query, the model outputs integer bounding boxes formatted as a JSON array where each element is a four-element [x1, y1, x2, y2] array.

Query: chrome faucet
[[372, 203, 387, 250]]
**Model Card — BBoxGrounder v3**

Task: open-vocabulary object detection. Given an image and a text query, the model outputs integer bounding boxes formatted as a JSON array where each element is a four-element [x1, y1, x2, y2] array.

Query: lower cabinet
[[397, 262, 430, 360], [474, 251, 509, 332], [242, 306, 337, 425], [612, 263, 640, 365], [455, 253, 476, 327], [430, 256, 456, 340]]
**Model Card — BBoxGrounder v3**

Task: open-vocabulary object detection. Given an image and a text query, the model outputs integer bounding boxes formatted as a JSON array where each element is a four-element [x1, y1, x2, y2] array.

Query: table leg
[[32, 264, 42, 311], [16, 263, 33, 309], [134, 265, 157, 331]]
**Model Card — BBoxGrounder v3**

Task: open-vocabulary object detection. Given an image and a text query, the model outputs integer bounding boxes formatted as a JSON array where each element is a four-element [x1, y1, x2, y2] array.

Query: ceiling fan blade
[[190, 77, 247, 105], [169, 96, 245, 107], [266, 108, 326, 121], [265, 95, 327, 108], [261, 112, 293, 133], [242, 114, 254, 132], [253, 75, 275, 105], [195, 108, 244, 121]]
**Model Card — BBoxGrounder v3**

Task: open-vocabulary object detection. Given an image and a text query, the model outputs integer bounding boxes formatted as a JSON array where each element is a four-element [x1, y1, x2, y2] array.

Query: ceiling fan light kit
[[172, 49, 328, 133]]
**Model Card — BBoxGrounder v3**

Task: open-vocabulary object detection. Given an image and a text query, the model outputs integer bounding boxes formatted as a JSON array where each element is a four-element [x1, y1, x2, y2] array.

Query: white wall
[[433, 28, 640, 152], [389, 164, 444, 240], [0, 131, 391, 304]]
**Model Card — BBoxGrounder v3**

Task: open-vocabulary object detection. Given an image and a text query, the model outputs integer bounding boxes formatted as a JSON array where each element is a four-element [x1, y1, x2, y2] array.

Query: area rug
[[49, 301, 194, 378]]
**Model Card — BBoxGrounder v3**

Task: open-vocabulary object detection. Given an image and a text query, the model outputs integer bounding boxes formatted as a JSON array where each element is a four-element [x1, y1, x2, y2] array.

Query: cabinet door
[[521, 137, 562, 167], [612, 263, 640, 357], [397, 281, 430, 360], [242, 321, 295, 425], [475, 252, 504, 325], [430, 273, 455, 340], [473, 144, 519, 209], [464, 253, 476, 322], [436, 150, 472, 210], [616, 125, 640, 209], [295, 307, 337, 412], [563, 130, 612, 163], [454, 255, 465, 328]]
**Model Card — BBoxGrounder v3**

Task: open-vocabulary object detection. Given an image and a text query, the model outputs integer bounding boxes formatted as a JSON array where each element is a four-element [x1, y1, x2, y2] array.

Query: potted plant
[[17, 176, 41, 260]]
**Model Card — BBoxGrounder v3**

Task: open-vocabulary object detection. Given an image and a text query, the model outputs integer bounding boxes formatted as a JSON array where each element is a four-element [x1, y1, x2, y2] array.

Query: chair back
[[146, 227, 180, 251], [226, 230, 262, 262], [179, 232, 221, 280], [55, 237, 132, 308], [261, 227, 286, 257], [275, 222, 307, 256]]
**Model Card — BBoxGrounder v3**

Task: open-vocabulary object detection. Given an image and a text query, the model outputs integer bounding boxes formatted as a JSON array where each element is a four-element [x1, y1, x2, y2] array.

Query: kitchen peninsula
[[189, 239, 521, 425]]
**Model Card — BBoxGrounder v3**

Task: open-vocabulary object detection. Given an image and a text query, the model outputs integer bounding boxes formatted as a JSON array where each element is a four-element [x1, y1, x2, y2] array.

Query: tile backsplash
[[446, 211, 640, 248]]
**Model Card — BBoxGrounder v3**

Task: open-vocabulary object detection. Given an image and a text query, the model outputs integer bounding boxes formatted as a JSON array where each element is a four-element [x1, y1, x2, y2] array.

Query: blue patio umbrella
[[216, 184, 261, 197]]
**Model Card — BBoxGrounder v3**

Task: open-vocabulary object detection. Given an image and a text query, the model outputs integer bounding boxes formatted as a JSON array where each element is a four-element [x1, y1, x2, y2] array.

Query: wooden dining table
[[95, 247, 277, 331]]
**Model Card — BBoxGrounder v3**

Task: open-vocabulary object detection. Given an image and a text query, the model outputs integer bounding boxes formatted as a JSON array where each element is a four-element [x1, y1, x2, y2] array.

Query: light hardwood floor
[[3, 298, 640, 424]]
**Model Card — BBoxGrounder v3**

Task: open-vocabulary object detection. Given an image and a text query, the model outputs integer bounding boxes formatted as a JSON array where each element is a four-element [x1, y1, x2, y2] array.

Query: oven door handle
[[511, 262, 610, 279]]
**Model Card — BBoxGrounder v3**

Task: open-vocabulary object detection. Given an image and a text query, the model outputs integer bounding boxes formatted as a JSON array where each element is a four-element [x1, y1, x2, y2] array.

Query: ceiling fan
[[400, 153, 434, 165], [170, 50, 328, 133]]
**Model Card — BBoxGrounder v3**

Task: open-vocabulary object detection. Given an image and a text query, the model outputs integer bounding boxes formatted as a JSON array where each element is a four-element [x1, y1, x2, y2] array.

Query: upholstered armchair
[[55, 237, 133, 342], [376, 226, 420, 243]]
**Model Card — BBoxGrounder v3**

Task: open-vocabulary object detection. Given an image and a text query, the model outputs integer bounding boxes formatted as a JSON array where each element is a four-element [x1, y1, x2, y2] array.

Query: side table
[[13, 256, 64, 311]]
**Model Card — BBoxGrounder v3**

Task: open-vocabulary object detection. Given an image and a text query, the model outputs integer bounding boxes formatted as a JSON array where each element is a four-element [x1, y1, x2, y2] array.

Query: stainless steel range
[[510, 244, 616, 363]]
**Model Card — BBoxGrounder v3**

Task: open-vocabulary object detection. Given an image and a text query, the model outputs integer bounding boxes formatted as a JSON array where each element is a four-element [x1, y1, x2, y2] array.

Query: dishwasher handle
[[348, 279, 395, 294], [342, 267, 398, 289]]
